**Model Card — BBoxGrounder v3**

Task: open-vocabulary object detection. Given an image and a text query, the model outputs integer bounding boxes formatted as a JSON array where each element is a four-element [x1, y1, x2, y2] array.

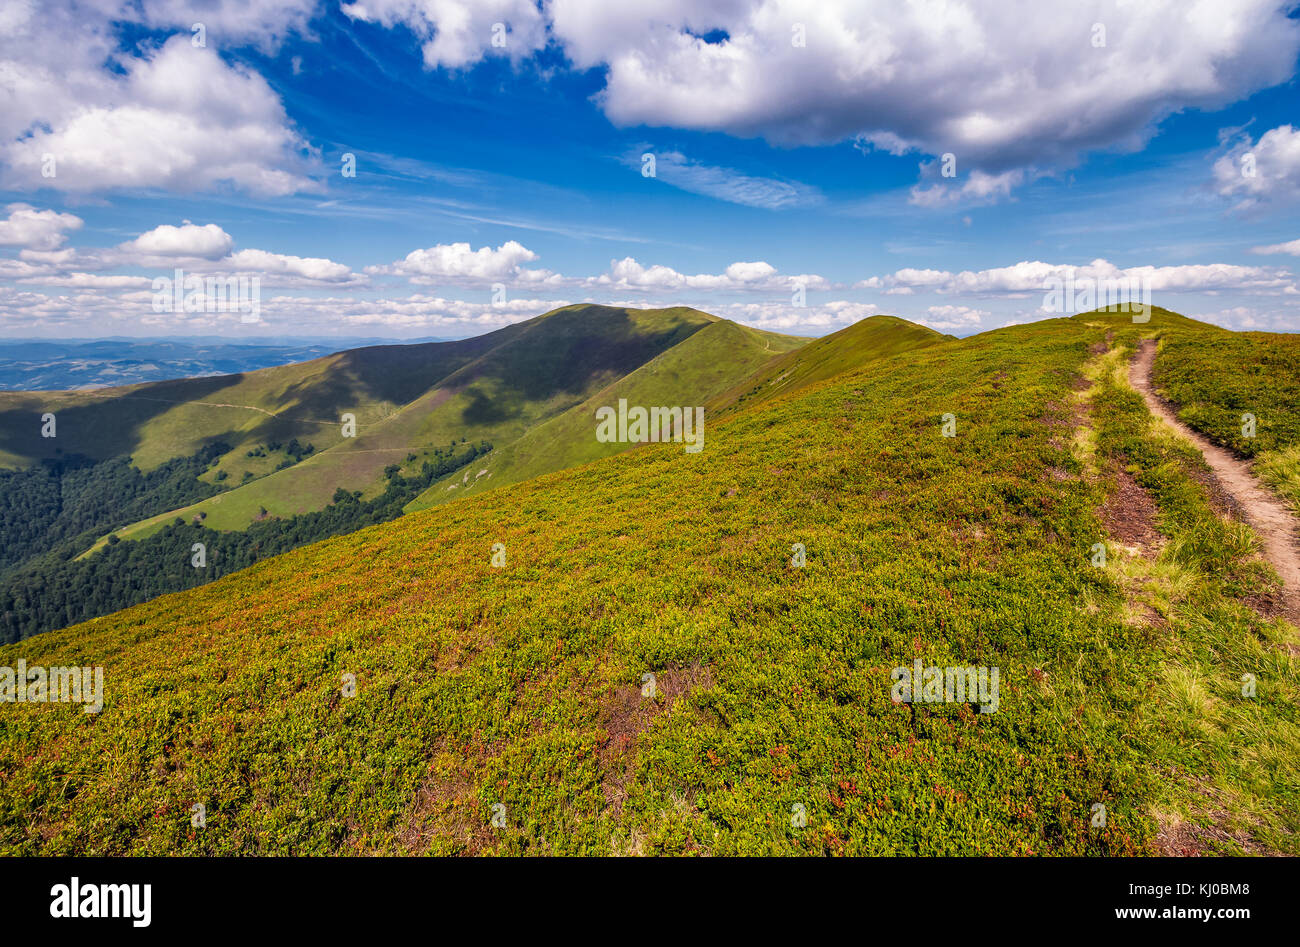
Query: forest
[[0, 440, 489, 642]]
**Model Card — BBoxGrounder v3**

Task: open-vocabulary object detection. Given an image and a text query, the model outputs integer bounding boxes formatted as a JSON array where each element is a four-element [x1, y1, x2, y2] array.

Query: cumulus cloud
[[123, 223, 235, 259], [923, 305, 988, 331], [1252, 238, 1300, 256], [910, 170, 1026, 208], [590, 257, 831, 293], [857, 258, 1296, 297], [341, 0, 547, 68], [136, 0, 318, 49], [371, 241, 543, 282], [0, 283, 563, 336], [342, 1, 1299, 186], [3, 214, 364, 288], [554, 0, 1300, 173], [370, 244, 830, 294], [224, 249, 357, 283], [0, 8, 316, 195], [1191, 305, 1300, 332], [24, 274, 155, 289], [693, 299, 876, 332], [1213, 124, 1300, 210], [0, 204, 83, 251]]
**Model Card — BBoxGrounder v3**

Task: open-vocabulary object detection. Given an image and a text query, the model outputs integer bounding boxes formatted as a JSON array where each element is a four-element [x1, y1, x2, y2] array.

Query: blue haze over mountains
[[0, 337, 447, 391]]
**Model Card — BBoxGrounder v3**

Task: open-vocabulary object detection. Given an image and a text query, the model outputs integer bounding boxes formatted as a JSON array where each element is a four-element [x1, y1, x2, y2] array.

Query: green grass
[[41, 305, 804, 537], [1085, 337, 1299, 852], [1150, 324, 1300, 457], [706, 314, 954, 416], [0, 309, 1294, 855], [408, 319, 805, 511]]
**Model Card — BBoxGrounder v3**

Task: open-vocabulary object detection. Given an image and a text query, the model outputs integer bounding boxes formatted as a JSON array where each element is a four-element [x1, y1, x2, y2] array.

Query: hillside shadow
[[453, 307, 706, 421], [0, 373, 248, 465]]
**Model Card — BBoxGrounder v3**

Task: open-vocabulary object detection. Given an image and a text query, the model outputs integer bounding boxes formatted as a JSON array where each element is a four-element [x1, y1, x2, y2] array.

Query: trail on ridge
[[1130, 339, 1300, 618]]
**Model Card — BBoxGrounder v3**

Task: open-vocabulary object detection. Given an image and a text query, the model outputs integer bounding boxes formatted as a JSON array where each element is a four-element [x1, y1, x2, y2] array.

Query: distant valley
[[0, 337, 446, 391]]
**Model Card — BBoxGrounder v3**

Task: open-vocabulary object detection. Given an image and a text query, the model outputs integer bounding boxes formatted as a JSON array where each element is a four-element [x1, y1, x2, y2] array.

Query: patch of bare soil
[[398, 743, 495, 856], [1099, 467, 1164, 555], [1154, 776, 1271, 856], [599, 663, 713, 819], [1131, 339, 1300, 620]]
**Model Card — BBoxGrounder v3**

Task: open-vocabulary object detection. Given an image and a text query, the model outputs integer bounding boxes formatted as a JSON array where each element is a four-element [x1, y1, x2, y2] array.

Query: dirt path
[[1130, 339, 1300, 618]]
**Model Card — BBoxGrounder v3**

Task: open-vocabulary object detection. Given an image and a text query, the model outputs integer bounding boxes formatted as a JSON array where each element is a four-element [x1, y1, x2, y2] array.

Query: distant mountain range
[[0, 337, 447, 391]]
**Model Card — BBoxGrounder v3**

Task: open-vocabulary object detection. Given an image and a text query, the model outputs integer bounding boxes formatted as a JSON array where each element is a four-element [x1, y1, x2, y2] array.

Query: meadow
[[2, 307, 1294, 855]]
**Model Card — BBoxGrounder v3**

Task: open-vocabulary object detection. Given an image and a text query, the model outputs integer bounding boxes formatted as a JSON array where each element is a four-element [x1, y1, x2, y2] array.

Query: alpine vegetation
[[891, 661, 1000, 714], [595, 398, 705, 453], [1041, 273, 1152, 321]]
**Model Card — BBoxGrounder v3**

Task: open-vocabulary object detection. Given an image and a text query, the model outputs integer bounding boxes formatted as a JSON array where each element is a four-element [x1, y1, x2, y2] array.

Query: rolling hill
[[0, 305, 819, 637], [705, 314, 955, 416], [1, 305, 1295, 856], [7, 305, 803, 537], [407, 318, 804, 511]]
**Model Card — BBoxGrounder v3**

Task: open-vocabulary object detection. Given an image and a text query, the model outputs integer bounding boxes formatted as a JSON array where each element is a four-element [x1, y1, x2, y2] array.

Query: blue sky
[[2, 0, 1300, 339]]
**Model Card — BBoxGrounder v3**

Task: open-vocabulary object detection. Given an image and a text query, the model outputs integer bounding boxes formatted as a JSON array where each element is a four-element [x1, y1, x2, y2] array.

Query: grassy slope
[[0, 329, 513, 472], [407, 319, 806, 511], [3, 310, 1294, 855], [71, 305, 731, 537], [705, 314, 954, 417]]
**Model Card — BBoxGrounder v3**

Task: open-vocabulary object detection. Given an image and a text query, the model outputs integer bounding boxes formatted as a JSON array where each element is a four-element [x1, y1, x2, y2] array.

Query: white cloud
[[724, 261, 777, 282], [641, 150, 822, 209], [857, 258, 1296, 297], [923, 304, 988, 331], [546, 0, 1300, 175], [1191, 305, 1300, 332], [0, 204, 83, 251], [341, 0, 547, 69], [1213, 124, 1300, 210], [2, 216, 364, 288], [0, 12, 316, 195], [1252, 238, 1300, 256], [21, 274, 154, 289], [137, 0, 317, 50], [591, 257, 831, 293], [124, 223, 235, 259], [372, 241, 542, 282], [224, 249, 358, 283], [705, 299, 878, 332], [0, 283, 564, 336], [910, 170, 1026, 208], [370, 244, 830, 294], [341, 1, 1300, 187]]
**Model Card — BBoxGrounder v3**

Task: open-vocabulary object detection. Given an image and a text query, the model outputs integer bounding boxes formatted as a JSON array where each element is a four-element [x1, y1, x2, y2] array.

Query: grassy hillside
[[11, 305, 756, 543], [408, 319, 805, 511], [0, 329, 512, 472], [706, 314, 954, 416], [2, 309, 1294, 855], [2, 305, 811, 639]]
